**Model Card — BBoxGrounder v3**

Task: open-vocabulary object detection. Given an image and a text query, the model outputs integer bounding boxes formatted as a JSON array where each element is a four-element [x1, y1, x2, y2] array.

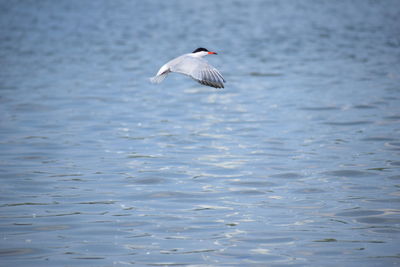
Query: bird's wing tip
[[149, 74, 167, 84], [149, 76, 157, 83]]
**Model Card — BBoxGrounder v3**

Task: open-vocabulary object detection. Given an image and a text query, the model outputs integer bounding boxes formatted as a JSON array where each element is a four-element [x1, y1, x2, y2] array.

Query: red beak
[[208, 51, 217, 55]]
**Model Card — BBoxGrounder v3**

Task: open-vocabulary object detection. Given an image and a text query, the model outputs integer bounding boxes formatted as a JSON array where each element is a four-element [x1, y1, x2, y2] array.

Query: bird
[[150, 48, 226, 89]]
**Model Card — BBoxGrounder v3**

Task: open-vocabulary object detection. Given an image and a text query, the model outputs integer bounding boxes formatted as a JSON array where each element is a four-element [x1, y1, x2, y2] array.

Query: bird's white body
[[150, 49, 226, 88]]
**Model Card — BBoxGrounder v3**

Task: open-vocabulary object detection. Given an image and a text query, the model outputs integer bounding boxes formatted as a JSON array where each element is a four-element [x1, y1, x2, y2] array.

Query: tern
[[150, 48, 226, 88]]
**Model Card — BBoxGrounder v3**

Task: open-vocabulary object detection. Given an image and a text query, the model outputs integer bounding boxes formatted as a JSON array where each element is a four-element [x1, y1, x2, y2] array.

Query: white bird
[[150, 48, 226, 89]]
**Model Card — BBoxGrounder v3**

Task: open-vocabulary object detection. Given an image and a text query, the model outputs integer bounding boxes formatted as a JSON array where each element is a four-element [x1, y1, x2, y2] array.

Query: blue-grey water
[[1, 0, 400, 266]]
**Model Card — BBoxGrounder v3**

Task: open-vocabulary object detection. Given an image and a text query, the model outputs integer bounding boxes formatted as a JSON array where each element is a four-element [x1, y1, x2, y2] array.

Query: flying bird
[[150, 48, 226, 88]]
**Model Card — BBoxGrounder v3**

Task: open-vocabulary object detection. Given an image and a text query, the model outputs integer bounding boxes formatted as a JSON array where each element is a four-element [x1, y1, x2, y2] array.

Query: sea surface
[[1, 0, 400, 266]]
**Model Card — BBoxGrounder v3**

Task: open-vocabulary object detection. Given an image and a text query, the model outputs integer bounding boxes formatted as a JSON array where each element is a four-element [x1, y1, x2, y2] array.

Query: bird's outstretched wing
[[170, 56, 226, 88]]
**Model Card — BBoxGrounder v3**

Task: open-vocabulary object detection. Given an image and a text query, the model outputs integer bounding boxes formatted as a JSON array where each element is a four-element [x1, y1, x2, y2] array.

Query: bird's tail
[[150, 73, 168, 84]]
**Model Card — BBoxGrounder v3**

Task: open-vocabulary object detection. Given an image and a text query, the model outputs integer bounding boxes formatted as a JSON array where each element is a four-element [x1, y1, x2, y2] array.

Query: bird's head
[[192, 47, 217, 57]]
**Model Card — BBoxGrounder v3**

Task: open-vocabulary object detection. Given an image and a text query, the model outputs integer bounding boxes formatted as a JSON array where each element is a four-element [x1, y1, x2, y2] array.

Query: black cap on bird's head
[[192, 47, 217, 55], [192, 47, 209, 53]]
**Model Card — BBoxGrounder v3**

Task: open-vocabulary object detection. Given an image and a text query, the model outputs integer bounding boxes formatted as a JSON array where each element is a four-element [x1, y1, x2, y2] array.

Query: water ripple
[[322, 170, 375, 177]]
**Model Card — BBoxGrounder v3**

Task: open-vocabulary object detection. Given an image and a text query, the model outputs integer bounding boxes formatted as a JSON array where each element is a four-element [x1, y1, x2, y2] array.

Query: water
[[1, 0, 400, 266]]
